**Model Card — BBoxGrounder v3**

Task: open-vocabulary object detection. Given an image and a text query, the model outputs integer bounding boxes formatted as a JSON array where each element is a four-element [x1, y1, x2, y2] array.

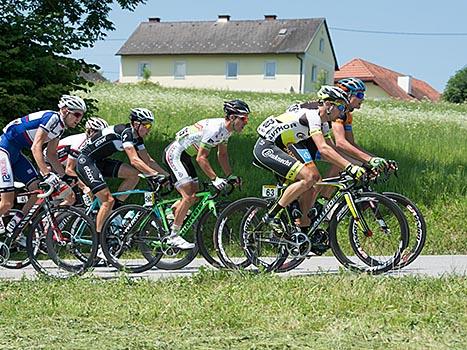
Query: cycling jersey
[[257, 107, 330, 149], [2, 111, 65, 149], [79, 124, 145, 160], [0, 110, 65, 192], [174, 118, 231, 156], [335, 111, 353, 131], [43, 133, 87, 166], [164, 118, 231, 187], [76, 124, 145, 194]]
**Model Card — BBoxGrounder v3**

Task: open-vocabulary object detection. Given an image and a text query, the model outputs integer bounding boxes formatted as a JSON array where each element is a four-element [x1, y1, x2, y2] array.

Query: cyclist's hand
[[40, 172, 60, 189], [345, 164, 366, 180], [227, 174, 242, 186], [212, 177, 228, 190], [369, 157, 388, 171]]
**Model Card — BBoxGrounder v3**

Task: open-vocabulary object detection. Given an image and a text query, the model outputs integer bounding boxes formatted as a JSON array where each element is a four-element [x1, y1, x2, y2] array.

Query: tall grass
[[83, 82, 466, 253]]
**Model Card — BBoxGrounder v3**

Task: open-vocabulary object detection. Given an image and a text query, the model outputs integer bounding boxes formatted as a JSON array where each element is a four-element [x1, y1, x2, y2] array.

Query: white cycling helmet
[[85, 117, 109, 131], [58, 95, 87, 113], [130, 108, 155, 123], [317, 86, 350, 104]]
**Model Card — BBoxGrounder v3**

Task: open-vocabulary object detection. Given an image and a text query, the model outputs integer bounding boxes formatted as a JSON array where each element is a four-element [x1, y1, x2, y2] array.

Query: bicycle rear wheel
[[101, 205, 163, 273], [329, 192, 409, 274], [214, 198, 287, 272], [195, 201, 231, 269]]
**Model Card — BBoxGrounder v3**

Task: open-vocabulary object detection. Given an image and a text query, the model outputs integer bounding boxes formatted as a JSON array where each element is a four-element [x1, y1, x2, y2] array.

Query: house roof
[[335, 58, 440, 102], [117, 17, 338, 69]]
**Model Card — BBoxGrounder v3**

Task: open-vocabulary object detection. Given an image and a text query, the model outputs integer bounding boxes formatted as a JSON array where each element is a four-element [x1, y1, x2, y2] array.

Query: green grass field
[[89, 82, 467, 254], [1, 272, 466, 349]]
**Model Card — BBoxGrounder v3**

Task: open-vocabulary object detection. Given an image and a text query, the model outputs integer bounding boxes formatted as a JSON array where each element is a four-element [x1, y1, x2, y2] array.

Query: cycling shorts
[[163, 141, 198, 188], [76, 156, 123, 194], [252, 138, 304, 182], [287, 138, 320, 164]]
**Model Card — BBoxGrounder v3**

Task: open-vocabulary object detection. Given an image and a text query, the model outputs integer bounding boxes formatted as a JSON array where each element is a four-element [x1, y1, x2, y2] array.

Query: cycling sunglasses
[[354, 91, 365, 99], [235, 114, 249, 123], [70, 111, 84, 118], [141, 122, 153, 130], [332, 102, 347, 112]]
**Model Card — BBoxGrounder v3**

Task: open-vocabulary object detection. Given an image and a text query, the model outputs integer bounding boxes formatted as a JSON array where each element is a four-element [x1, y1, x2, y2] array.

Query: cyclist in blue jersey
[[0, 95, 85, 233]]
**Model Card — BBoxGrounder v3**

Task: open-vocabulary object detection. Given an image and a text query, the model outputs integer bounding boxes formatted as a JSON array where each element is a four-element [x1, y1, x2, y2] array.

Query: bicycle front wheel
[[329, 192, 409, 274], [32, 206, 98, 278]]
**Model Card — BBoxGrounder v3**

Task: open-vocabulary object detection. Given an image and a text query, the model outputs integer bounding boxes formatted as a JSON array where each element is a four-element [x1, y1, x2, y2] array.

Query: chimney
[[398, 76, 412, 94], [217, 15, 230, 22], [148, 17, 160, 23], [264, 15, 277, 21]]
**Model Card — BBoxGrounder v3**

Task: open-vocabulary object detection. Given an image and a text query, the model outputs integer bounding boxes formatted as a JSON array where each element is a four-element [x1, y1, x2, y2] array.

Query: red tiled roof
[[335, 58, 441, 102]]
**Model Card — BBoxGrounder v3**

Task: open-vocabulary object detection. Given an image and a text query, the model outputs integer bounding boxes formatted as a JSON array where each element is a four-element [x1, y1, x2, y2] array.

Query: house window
[[174, 61, 186, 79], [264, 61, 276, 79], [226, 62, 238, 79], [311, 65, 318, 82], [138, 62, 150, 78], [319, 38, 325, 52]]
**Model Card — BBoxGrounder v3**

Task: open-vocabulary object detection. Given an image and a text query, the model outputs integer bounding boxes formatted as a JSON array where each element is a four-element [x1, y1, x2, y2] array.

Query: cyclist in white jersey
[[253, 86, 366, 230], [163, 100, 250, 249], [0, 95, 85, 233]]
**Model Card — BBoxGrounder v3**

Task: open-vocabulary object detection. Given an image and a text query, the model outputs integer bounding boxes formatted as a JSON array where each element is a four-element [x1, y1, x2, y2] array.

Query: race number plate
[[262, 185, 278, 198], [16, 195, 28, 204]]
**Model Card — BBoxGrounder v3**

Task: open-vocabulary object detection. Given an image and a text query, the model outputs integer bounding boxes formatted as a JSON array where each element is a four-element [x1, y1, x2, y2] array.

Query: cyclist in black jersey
[[76, 108, 168, 235]]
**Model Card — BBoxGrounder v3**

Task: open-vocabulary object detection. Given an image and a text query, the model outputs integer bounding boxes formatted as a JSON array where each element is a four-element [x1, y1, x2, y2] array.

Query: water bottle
[[82, 191, 93, 207], [144, 192, 154, 208]]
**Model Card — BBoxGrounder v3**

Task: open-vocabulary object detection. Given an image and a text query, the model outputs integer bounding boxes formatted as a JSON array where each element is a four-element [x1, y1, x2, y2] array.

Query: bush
[[443, 66, 467, 103]]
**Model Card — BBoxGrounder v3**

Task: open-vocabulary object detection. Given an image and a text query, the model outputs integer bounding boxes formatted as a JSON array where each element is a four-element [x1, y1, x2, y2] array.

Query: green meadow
[[0, 272, 466, 349]]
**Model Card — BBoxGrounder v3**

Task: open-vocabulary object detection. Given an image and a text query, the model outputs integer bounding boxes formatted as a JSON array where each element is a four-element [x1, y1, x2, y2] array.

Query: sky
[[72, 0, 467, 92]]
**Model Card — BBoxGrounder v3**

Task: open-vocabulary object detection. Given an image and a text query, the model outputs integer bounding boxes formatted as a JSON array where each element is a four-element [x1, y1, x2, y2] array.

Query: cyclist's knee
[[187, 194, 198, 205], [0, 200, 14, 211]]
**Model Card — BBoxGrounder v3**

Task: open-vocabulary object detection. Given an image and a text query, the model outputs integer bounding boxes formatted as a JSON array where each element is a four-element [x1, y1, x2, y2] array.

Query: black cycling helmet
[[223, 99, 251, 116], [129, 108, 155, 123]]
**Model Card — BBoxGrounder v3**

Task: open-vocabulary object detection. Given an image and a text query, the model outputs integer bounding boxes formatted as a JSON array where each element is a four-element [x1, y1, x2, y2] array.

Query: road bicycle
[[99, 176, 238, 273], [0, 182, 98, 278], [214, 172, 409, 274]]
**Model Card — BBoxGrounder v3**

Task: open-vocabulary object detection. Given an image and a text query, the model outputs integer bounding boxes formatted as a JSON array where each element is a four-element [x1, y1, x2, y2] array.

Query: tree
[[0, 0, 146, 123], [443, 66, 467, 103], [314, 69, 328, 91]]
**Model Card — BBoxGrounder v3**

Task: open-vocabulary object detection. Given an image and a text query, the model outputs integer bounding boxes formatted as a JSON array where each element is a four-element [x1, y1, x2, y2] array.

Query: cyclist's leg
[[0, 147, 18, 217], [11, 153, 40, 216], [76, 155, 110, 233], [318, 152, 359, 199]]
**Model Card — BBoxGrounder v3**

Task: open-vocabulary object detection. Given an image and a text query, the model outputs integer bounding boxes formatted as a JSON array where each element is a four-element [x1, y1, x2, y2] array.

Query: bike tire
[[214, 197, 287, 272], [195, 201, 231, 269], [1, 209, 31, 269], [101, 204, 163, 273], [383, 192, 427, 269], [329, 192, 409, 274], [34, 206, 98, 278]]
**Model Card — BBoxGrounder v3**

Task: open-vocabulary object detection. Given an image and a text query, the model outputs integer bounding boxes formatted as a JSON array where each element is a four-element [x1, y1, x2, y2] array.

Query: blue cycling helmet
[[337, 78, 366, 93]]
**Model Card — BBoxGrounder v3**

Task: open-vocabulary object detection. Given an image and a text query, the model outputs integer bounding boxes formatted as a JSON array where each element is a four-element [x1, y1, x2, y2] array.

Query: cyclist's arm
[[332, 121, 372, 162], [217, 143, 232, 176], [137, 149, 169, 176], [31, 130, 59, 176], [123, 146, 158, 175], [196, 146, 217, 180], [311, 132, 350, 169]]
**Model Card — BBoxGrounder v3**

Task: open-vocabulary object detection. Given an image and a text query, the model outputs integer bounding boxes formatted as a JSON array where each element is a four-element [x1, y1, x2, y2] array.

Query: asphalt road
[[1, 255, 466, 280]]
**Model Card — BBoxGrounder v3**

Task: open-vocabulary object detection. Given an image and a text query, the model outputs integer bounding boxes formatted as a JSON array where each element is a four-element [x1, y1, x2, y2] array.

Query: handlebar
[[37, 183, 55, 198]]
